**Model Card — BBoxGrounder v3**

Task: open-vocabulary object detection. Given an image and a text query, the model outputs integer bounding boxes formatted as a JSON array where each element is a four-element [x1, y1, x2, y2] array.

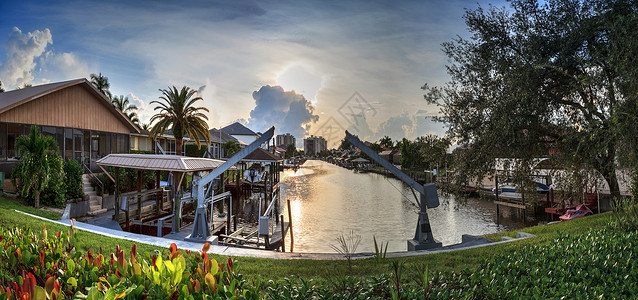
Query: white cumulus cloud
[[0, 27, 52, 88], [247, 85, 319, 142]]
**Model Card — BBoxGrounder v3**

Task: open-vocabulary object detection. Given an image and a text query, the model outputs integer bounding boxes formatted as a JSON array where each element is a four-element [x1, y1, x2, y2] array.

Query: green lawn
[[0, 196, 615, 283]]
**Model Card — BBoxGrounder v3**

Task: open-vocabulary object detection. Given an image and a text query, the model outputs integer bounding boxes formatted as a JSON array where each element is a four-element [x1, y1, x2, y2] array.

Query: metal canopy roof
[[96, 154, 236, 172]]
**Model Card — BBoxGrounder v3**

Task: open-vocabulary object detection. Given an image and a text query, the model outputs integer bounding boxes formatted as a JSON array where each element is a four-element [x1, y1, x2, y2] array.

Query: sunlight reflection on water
[[280, 160, 520, 253]]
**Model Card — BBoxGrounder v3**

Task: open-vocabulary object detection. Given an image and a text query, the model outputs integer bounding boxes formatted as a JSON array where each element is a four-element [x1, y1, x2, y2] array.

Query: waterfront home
[[0, 79, 139, 176], [220, 122, 260, 145]]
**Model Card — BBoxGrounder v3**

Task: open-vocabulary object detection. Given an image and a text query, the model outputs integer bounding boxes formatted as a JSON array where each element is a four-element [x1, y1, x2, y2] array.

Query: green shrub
[[0, 224, 260, 299], [186, 143, 208, 158], [64, 159, 83, 200], [38, 155, 66, 207]]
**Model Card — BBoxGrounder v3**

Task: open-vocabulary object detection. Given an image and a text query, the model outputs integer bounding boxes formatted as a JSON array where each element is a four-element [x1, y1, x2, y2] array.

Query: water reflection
[[280, 160, 524, 253]]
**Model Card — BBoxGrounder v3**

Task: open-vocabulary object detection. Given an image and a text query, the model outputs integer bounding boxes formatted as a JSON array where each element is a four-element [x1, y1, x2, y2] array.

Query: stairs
[[83, 174, 107, 216]]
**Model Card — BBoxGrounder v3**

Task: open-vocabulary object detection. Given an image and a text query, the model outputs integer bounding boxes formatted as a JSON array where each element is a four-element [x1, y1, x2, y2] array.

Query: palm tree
[[140, 122, 151, 132], [112, 95, 140, 126], [149, 86, 210, 156], [13, 125, 59, 209], [90, 73, 112, 100]]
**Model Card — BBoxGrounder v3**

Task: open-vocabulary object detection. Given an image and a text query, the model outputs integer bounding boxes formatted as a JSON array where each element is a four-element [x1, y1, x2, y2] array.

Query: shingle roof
[[209, 128, 243, 144], [0, 78, 139, 133], [96, 153, 236, 172], [241, 147, 282, 162], [221, 122, 258, 136]]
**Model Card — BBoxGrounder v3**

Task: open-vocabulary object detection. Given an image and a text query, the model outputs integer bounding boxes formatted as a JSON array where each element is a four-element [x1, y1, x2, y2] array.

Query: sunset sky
[[0, 0, 505, 147]]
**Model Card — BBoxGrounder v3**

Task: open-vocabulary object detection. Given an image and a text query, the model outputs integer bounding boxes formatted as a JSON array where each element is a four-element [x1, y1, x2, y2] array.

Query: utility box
[[0, 172, 4, 190], [258, 216, 269, 236]]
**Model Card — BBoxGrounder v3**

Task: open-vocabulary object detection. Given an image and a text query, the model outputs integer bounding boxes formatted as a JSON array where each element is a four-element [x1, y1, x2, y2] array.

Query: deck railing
[[82, 162, 104, 196]]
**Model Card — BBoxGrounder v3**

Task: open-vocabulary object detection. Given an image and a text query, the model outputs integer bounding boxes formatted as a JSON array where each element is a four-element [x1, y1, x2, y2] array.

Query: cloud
[[127, 92, 153, 125], [373, 111, 447, 142], [0, 27, 52, 88], [247, 85, 319, 141], [40, 51, 90, 81]]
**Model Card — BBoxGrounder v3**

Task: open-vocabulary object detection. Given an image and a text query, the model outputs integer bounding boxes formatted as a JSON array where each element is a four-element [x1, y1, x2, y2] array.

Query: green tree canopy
[[150, 86, 210, 156], [90, 73, 112, 100], [11, 125, 61, 208], [223, 140, 241, 157], [378, 136, 393, 149], [425, 0, 638, 198], [112, 95, 140, 126], [284, 143, 296, 159]]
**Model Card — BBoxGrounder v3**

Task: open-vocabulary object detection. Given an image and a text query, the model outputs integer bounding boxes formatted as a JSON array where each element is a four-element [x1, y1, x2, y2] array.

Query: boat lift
[[186, 126, 275, 243], [345, 131, 442, 250]]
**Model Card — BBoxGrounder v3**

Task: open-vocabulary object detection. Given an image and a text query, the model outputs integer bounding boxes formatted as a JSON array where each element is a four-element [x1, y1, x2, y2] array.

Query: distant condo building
[[276, 133, 296, 148], [304, 135, 327, 156]]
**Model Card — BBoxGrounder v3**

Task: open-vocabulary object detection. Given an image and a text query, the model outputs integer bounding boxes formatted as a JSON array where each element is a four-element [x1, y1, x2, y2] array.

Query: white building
[[304, 135, 327, 156]]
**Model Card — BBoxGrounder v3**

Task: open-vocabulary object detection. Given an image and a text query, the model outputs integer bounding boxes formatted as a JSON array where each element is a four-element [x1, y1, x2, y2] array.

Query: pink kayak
[[559, 204, 593, 220]]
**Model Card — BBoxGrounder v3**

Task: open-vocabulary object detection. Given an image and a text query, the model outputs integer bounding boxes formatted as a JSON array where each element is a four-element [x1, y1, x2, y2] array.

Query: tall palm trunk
[[34, 192, 40, 209], [176, 138, 183, 156]]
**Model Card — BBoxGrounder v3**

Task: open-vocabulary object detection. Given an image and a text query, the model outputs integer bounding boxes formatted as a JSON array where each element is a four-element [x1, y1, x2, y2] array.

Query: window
[[91, 133, 99, 160], [84, 131, 91, 165], [119, 134, 128, 153], [98, 132, 108, 158], [0, 123, 6, 160], [7, 124, 25, 160], [65, 128, 73, 160], [74, 129, 83, 162]]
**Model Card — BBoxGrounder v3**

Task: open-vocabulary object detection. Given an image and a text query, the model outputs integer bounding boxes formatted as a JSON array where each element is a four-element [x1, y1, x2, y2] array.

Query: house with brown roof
[[0, 78, 140, 174]]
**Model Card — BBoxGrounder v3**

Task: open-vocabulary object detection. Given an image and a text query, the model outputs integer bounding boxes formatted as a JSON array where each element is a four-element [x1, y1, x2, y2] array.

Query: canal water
[[280, 160, 525, 253]]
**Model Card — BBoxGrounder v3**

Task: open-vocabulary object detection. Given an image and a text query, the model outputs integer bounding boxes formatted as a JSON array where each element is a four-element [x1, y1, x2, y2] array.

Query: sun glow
[[276, 63, 323, 103]]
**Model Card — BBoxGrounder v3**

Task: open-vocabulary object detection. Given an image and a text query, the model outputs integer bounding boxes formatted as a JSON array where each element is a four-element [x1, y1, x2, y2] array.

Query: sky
[[0, 0, 504, 148]]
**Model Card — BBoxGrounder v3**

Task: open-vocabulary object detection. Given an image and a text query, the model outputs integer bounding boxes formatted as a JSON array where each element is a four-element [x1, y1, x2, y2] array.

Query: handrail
[[82, 161, 104, 196], [263, 192, 277, 217]]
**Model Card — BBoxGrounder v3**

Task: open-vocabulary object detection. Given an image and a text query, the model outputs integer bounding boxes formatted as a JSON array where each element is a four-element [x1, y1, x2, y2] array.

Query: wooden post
[[280, 215, 285, 252], [156, 170, 162, 213], [114, 168, 120, 221], [226, 196, 231, 235], [287, 199, 294, 252], [495, 174, 500, 223], [137, 170, 142, 220], [521, 181, 526, 224]]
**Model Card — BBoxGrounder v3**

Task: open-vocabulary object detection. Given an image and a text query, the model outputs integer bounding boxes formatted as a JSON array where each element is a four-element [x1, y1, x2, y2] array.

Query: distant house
[[207, 128, 246, 158], [380, 150, 401, 165], [0, 79, 139, 174], [220, 122, 260, 146], [130, 129, 185, 155]]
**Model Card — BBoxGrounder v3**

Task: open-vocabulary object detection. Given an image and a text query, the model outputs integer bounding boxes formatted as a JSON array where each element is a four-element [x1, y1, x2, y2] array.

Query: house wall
[[0, 84, 131, 134]]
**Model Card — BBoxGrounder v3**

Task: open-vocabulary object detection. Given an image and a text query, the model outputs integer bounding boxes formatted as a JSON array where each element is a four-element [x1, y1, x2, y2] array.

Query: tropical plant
[[330, 230, 361, 268], [89, 72, 112, 100], [11, 125, 61, 208], [373, 235, 388, 264], [149, 86, 210, 156], [0, 225, 260, 299], [222, 140, 241, 157], [140, 122, 151, 132], [112, 94, 140, 126], [39, 155, 66, 207], [379, 136, 393, 149], [64, 159, 84, 200]]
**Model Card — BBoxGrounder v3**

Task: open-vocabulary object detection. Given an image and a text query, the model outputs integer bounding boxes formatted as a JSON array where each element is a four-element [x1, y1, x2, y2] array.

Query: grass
[[0, 196, 615, 283]]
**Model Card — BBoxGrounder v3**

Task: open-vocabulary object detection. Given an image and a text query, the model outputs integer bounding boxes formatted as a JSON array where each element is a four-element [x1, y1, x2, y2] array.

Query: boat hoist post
[[185, 126, 276, 243], [344, 131, 442, 250]]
